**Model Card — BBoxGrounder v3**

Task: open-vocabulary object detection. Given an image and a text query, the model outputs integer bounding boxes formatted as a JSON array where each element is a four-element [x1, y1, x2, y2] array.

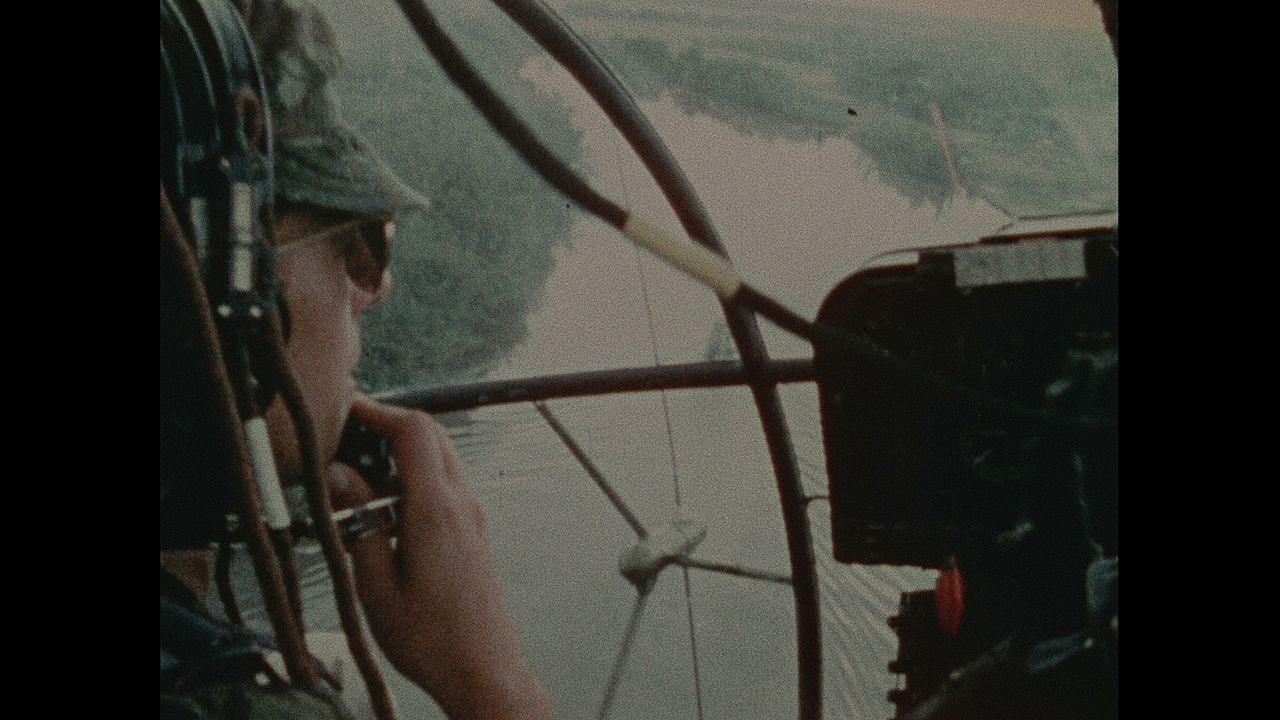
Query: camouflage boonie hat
[[241, 0, 430, 217]]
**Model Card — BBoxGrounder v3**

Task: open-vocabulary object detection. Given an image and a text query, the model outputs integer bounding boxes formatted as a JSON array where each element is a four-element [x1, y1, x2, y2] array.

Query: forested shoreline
[[321, 0, 1116, 392]]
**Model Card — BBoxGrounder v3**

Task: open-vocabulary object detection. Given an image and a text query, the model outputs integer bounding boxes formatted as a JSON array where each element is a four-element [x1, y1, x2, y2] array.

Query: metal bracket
[[618, 519, 707, 592]]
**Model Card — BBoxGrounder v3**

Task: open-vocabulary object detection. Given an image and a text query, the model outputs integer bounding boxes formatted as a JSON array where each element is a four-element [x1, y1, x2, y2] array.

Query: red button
[[936, 558, 964, 637]]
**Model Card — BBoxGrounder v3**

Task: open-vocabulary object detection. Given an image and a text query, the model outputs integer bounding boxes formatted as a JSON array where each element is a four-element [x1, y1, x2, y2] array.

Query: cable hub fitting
[[618, 519, 707, 592]]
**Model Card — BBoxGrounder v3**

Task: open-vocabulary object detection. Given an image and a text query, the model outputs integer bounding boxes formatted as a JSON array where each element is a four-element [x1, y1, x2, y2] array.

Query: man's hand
[[328, 397, 555, 720]]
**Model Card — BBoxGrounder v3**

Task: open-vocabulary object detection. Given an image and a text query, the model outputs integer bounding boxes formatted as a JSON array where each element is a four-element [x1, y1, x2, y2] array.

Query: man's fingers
[[350, 399, 447, 481], [432, 424, 464, 488], [328, 462, 398, 613], [329, 460, 374, 508], [349, 397, 420, 442], [349, 398, 463, 528]]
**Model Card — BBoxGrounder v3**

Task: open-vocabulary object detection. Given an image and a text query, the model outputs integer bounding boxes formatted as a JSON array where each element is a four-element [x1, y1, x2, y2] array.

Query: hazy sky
[[807, 0, 1104, 30]]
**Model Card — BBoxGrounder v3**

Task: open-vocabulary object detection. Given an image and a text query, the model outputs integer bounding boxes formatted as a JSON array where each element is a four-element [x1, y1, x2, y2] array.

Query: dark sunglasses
[[277, 218, 397, 295]]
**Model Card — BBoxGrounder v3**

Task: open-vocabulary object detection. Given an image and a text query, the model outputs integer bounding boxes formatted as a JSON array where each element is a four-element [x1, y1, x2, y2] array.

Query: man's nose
[[353, 268, 393, 316], [373, 267, 393, 304]]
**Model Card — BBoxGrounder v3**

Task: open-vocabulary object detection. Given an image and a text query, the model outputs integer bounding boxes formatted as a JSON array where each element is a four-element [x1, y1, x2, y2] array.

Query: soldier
[[160, 1, 554, 718]]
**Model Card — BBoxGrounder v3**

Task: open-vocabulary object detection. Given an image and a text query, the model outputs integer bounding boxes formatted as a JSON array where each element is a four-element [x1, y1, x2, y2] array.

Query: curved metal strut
[[393, 0, 822, 715]]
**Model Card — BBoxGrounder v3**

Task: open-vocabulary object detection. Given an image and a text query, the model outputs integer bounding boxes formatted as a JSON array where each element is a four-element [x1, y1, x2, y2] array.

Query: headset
[[160, 0, 292, 569], [160, 1, 397, 716], [160, 0, 279, 399], [160, 0, 281, 554]]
